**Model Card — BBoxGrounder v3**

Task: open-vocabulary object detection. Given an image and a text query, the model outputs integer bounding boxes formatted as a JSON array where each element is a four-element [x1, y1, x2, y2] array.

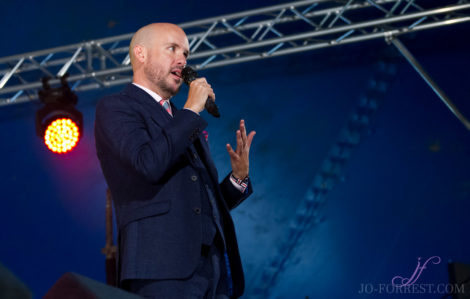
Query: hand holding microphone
[[182, 66, 220, 118]]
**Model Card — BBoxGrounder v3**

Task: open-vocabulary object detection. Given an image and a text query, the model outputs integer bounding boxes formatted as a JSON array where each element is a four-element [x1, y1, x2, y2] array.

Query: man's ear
[[133, 45, 146, 63]]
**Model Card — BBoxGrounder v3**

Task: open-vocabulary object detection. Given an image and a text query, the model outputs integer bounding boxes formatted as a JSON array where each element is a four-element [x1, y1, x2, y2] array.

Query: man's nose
[[176, 53, 186, 66]]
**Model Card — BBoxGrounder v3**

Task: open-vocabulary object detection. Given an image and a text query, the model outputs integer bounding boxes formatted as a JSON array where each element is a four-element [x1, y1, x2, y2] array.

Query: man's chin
[[171, 83, 182, 94], [162, 85, 181, 98]]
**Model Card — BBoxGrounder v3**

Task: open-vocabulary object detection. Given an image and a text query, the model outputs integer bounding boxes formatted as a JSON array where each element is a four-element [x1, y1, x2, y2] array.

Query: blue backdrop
[[0, 1, 469, 298]]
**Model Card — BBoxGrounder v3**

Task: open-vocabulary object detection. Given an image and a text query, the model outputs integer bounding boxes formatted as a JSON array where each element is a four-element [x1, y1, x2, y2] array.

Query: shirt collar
[[132, 83, 166, 104]]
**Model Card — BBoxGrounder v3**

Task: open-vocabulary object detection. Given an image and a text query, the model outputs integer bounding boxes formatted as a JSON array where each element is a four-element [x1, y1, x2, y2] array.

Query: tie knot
[[160, 100, 172, 116]]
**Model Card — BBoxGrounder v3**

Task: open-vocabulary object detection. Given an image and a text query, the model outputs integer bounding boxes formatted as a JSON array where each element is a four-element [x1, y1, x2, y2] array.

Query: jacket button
[[194, 207, 201, 214], [191, 175, 198, 181]]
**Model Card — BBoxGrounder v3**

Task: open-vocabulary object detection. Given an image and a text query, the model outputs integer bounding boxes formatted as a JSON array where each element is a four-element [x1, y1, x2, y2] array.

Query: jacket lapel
[[124, 83, 171, 127], [150, 100, 172, 128], [126, 83, 219, 182]]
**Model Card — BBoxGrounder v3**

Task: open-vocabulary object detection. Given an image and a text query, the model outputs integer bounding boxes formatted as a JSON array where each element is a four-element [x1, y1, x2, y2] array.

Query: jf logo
[[391, 256, 442, 287]]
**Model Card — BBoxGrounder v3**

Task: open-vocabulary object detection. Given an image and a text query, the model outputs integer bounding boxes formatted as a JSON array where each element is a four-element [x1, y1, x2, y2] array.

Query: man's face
[[143, 26, 189, 98]]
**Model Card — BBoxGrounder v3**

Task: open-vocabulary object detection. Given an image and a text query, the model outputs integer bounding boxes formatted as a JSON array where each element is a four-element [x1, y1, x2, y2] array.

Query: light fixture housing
[[35, 75, 83, 154]]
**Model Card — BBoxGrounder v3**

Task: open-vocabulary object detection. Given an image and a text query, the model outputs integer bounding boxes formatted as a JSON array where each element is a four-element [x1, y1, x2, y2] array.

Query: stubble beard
[[144, 62, 181, 99]]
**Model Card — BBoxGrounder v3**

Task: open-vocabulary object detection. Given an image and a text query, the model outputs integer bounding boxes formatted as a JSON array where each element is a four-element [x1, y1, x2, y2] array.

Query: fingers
[[191, 79, 214, 94], [208, 89, 216, 101], [226, 143, 237, 159], [185, 77, 215, 113], [228, 121, 255, 179], [193, 78, 215, 101], [239, 119, 247, 146], [236, 130, 243, 154], [230, 119, 256, 155], [238, 119, 256, 149], [197, 77, 207, 84], [246, 131, 256, 149]]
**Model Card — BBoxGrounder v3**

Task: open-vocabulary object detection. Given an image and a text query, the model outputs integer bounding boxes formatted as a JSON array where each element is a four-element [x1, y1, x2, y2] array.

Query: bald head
[[129, 23, 187, 67], [129, 23, 189, 98]]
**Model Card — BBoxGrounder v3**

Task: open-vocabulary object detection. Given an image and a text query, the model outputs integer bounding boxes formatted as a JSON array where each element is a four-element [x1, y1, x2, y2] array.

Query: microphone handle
[[205, 98, 220, 118]]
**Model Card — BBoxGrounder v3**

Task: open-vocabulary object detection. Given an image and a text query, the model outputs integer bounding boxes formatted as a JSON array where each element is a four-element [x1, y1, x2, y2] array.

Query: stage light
[[36, 75, 83, 154], [44, 118, 80, 153]]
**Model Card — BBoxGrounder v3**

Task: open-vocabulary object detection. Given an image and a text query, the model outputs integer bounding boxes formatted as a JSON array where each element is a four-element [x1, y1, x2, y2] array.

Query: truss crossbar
[[0, 0, 468, 106]]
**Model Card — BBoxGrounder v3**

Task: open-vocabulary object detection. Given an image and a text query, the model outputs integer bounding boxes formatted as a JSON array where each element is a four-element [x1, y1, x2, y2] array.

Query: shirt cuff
[[229, 173, 249, 194]]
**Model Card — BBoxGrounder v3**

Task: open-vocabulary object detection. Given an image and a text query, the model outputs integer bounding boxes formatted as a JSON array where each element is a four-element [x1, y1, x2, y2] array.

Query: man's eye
[[169, 46, 175, 51]]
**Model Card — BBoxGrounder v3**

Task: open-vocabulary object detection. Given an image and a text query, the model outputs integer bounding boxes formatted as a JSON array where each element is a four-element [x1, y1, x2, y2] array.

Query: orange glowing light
[[44, 118, 80, 153]]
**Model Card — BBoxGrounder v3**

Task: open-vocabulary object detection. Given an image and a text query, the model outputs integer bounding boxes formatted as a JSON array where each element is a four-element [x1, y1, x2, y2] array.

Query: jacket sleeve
[[219, 173, 253, 210], [95, 94, 207, 183]]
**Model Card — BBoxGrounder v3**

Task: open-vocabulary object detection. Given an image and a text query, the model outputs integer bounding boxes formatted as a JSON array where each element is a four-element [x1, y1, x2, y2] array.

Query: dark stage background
[[0, 1, 469, 298]]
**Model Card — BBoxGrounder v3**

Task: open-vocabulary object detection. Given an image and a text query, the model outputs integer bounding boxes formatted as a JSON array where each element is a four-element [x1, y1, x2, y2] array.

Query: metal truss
[[0, 0, 469, 106]]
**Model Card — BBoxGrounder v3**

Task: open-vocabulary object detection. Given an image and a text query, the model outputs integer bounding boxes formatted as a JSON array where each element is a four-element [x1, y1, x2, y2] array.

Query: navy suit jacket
[[94, 83, 252, 297]]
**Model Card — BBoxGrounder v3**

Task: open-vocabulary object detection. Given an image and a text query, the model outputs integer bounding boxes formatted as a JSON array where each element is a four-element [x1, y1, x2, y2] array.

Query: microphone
[[181, 66, 220, 118]]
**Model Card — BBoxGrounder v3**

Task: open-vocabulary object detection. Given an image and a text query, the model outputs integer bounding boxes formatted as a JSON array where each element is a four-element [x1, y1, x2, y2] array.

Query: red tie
[[160, 100, 172, 116]]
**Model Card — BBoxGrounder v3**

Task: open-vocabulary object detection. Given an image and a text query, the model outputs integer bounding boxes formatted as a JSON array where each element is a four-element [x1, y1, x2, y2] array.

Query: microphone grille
[[181, 66, 198, 85]]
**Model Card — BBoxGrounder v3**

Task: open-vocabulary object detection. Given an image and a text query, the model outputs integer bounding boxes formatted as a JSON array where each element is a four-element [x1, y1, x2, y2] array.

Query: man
[[94, 23, 255, 299]]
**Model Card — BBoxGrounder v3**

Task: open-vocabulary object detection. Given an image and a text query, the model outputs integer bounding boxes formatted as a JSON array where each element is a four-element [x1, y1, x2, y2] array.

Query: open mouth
[[170, 69, 182, 78]]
